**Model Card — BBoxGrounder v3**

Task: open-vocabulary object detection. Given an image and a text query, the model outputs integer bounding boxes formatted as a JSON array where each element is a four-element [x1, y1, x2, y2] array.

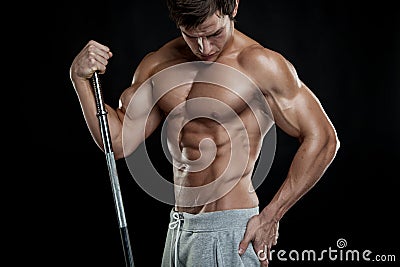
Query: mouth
[[198, 53, 217, 61]]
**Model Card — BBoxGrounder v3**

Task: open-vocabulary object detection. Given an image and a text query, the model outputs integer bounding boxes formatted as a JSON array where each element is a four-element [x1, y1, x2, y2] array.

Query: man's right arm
[[69, 40, 163, 159]]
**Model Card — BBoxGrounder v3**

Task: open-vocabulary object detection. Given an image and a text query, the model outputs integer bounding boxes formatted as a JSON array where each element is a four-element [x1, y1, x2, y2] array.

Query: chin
[[198, 54, 218, 62]]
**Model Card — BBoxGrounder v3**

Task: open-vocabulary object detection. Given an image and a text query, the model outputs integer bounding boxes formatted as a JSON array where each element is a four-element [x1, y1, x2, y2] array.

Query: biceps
[[118, 81, 162, 156], [119, 106, 162, 157], [144, 106, 163, 138]]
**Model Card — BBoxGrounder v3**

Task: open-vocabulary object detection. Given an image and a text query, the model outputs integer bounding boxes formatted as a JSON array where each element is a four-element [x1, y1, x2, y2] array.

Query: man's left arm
[[238, 49, 340, 265]]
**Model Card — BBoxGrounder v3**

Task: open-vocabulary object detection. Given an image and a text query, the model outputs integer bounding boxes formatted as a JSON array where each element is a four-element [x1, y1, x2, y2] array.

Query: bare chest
[[161, 85, 253, 123], [151, 62, 260, 121]]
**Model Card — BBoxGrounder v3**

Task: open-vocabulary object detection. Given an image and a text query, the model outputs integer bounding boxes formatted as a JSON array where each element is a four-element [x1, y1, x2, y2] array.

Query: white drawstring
[[169, 212, 183, 266]]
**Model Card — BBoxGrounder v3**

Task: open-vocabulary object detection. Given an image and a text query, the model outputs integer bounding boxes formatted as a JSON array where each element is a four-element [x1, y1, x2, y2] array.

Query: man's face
[[180, 12, 233, 62]]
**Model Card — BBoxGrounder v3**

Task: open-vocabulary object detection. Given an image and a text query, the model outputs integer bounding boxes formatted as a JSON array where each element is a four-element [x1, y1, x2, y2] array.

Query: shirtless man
[[69, 0, 339, 266]]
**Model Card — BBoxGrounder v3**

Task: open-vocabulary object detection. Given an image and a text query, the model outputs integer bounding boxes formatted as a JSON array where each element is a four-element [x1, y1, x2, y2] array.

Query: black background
[[17, 0, 399, 266]]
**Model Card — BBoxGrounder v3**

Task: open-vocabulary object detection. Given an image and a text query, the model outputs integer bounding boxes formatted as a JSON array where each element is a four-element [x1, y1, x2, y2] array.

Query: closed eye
[[181, 28, 224, 39], [210, 29, 223, 37]]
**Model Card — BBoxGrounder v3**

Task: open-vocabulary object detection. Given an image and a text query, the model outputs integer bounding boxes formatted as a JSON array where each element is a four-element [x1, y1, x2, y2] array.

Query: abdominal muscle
[[171, 118, 260, 214]]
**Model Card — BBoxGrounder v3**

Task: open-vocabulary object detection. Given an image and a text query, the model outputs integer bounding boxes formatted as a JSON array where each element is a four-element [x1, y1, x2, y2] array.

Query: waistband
[[169, 207, 259, 232]]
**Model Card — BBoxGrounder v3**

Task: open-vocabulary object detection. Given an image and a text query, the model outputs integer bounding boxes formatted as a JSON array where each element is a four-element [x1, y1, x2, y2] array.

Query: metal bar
[[92, 71, 135, 267]]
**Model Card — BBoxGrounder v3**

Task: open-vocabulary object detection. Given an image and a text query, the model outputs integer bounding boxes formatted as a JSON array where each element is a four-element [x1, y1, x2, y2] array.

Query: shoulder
[[120, 37, 185, 107], [132, 37, 186, 84], [238, 44, 301, 96]]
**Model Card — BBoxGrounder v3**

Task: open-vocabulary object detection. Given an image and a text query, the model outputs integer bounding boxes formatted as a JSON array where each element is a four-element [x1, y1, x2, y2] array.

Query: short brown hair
[[166, 0, 237, 29]]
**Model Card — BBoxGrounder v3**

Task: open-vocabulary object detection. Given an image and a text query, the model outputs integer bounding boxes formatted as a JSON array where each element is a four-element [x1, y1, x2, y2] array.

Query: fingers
[[87, 40, 112, 55], [251, 230, 271, 265], [238, 215, 279, 266], [270, 221, 279, 246], [238, 234, 251, 255], [255, 244, 270, 266], [238, 215, 259, 255], [71, 40, 113, 80], [253, 226, 279, 266], [85, 40, 112, 75], [271, 233, 279, 246]]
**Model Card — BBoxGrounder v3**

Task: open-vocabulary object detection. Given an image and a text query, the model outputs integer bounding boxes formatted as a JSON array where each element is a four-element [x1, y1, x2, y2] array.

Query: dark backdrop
[[19, 0, 399, 266]]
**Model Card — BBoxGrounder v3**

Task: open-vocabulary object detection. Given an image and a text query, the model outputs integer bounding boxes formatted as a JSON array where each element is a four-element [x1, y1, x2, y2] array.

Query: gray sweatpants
[[161, 207, 260, 267]]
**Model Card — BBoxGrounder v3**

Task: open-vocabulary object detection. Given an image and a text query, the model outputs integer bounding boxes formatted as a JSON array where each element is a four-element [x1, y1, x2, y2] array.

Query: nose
[[197, 37, 211, 55]]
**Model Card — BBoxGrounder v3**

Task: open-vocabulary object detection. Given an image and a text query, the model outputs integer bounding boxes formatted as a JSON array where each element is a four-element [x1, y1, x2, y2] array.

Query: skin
[[70, 1, 339, 266]]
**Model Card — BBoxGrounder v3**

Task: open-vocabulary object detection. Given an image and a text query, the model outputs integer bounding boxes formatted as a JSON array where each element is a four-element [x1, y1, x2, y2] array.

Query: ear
[[232, 0, 239, 18]]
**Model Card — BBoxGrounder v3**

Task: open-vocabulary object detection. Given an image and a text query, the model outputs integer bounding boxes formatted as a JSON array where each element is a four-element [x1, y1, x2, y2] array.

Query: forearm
[[261, 134, 339, 222], [72, 77, 123, 153]]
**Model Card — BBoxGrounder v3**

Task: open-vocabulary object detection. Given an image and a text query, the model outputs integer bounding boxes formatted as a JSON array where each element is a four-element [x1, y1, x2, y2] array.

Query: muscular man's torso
[[145, 31, 274, 213]]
